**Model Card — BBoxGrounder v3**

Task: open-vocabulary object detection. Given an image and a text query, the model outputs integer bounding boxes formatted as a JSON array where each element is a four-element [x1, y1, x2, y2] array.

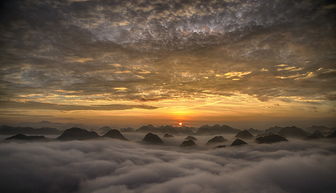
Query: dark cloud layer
[[0, 0, 335, 113], [0, 100, 158, 110], [0, 139, 335, 193]]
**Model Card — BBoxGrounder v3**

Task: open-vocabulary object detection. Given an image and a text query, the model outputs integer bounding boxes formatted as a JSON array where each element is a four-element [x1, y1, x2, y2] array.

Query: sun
[[178, 122, 183, 126]]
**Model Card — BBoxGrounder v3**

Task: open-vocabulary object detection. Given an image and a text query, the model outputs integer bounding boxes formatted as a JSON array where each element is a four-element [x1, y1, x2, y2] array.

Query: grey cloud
[[0, 101, 158, 110], [66, 0, 335, 50], [0, 140, 335, 193], [0, 0, 335, 104]]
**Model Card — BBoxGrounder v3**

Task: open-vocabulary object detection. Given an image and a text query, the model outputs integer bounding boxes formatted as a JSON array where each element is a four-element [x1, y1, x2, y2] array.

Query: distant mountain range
[[196, 124, 240, 135], [305, 125, 332, 134], [265, 126, 335, 138], [3, 126, 335, 147], [6, 134, 46, 141], [136, 124, 195, 134], [135, 124, 242, 135], [1, 124, 335, 137]]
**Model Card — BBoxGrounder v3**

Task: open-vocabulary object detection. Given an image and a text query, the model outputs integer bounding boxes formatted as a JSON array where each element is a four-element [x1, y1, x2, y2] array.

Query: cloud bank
[[0, 0, 335, 126], [1, 0, 335, 102], [0, 139, 335, 193], [0, 100, 158, 111]]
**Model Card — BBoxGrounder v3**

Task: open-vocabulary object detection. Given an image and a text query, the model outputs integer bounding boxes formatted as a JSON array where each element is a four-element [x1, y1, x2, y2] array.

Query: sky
[[0, 0, 336, 129]]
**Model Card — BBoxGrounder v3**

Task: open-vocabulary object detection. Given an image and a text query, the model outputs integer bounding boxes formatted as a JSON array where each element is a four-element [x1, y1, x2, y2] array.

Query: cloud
[[277, 66, 303, 72], [0, 139, 335, 193], [0, 101, 158, 111], [217, 71, 252, 80], [0, 0, 335, 124]]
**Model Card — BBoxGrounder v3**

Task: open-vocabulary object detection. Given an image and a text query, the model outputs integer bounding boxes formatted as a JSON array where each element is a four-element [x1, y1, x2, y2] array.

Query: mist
[[1, 138, 335, 193]]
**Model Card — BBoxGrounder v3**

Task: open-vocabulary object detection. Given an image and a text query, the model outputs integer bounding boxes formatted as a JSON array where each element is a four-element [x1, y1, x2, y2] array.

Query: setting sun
[[178, 122, 183, 126]]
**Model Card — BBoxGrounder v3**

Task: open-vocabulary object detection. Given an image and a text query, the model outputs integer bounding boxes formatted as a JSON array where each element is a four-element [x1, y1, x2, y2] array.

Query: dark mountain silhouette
[[231, 139, 247, 146], [142, 133, 163, 144], [164, 133, 174, 138], [0, 125, 60, 135], [256, 134, 288, 144], [235, 130, 253, 139], [6, 133, 46, 141], [185, 136, 197, 141], [180, 139, 196, 147], [206, 136, 226, 145], [197, 124, 239, 135], [103, 129, 127, 140], [327, 130, 336, 138], [306, 130, 324, 139], [57, 127, 99, 140], [278, 126, 308, 138]]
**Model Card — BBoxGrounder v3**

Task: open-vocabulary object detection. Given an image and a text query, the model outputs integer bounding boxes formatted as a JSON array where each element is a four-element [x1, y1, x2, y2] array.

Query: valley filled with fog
[[1, 131, 336, 193]]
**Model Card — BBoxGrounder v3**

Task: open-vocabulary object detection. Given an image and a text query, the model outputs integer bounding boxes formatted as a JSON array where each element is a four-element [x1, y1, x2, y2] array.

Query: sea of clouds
[[0, 138, 335, 193]]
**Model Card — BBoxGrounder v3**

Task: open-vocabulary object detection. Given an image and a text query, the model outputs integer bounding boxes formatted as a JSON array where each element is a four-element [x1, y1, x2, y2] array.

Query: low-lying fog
[[0, 134, 335, 193]]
